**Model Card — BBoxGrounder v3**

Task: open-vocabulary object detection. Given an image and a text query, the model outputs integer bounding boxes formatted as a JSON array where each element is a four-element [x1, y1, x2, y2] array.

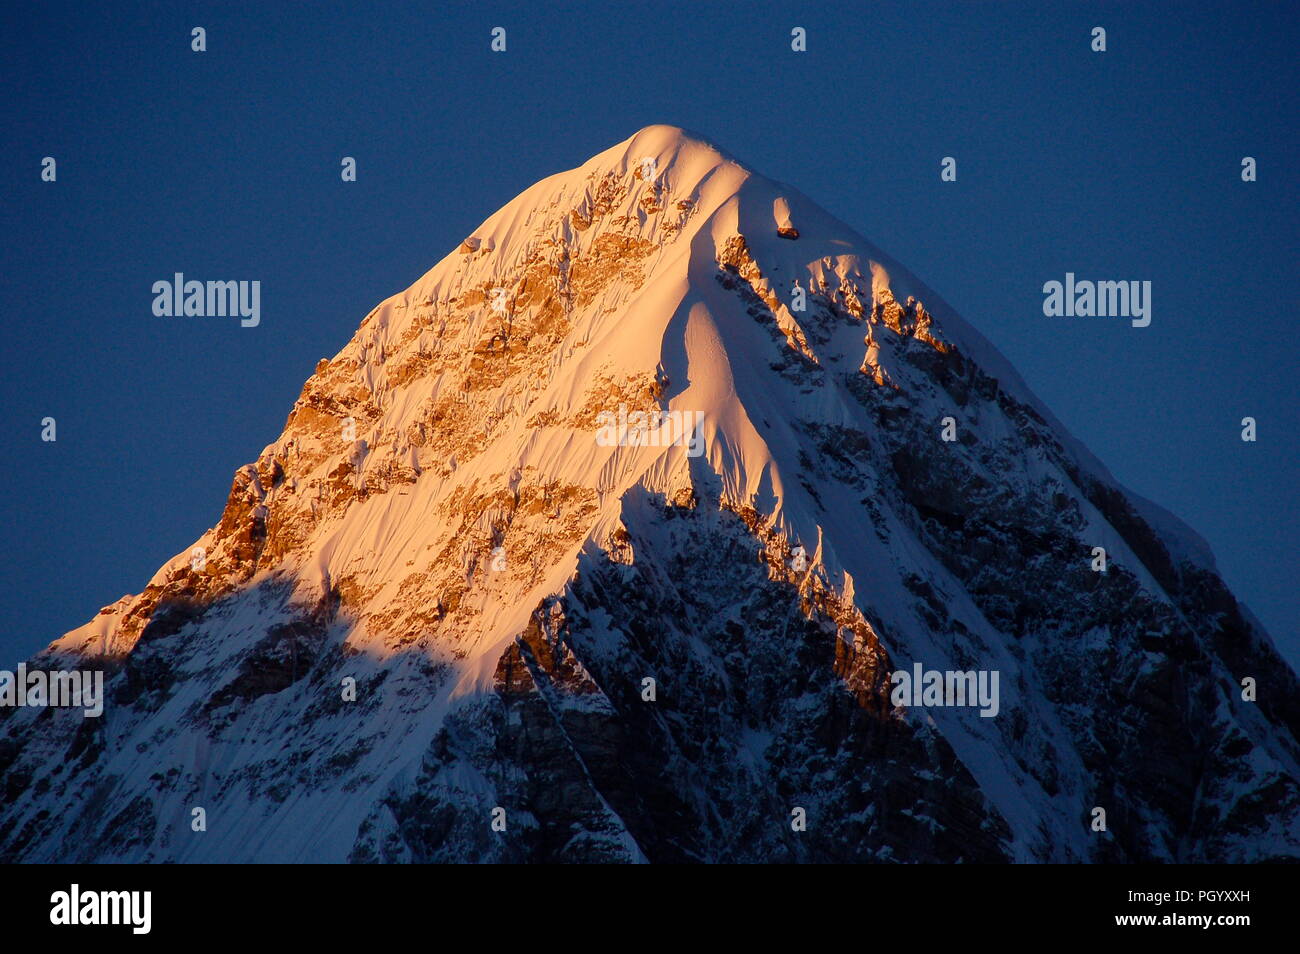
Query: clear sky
[[2, 0, 1295, 669]]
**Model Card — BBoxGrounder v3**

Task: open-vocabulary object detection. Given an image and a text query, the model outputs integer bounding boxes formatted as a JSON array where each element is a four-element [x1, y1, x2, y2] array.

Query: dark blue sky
[[2, 1, 1295, 668]]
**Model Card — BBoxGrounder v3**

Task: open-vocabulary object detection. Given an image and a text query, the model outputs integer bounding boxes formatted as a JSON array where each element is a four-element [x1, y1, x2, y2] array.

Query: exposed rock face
[[1, 126, 1295, 863]]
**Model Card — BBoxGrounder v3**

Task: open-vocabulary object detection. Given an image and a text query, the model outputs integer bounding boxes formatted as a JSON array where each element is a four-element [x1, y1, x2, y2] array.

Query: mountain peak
[[591, 124, 747, 182], [616, 122, 733, 159], [4, 127, 1296, 864]]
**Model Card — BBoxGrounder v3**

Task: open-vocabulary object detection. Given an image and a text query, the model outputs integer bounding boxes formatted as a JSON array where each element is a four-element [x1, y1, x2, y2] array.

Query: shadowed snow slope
[[2, 126, 1296, 863]]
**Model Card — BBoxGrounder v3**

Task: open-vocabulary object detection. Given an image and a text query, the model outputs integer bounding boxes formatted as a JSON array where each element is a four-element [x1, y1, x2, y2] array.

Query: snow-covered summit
[[3, 127, 1295, 863]]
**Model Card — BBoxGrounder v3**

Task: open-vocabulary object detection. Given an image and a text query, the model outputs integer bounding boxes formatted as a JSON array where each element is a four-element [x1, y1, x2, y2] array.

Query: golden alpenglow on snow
[[2, 127, 1296, 865]]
